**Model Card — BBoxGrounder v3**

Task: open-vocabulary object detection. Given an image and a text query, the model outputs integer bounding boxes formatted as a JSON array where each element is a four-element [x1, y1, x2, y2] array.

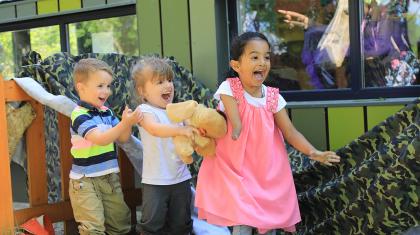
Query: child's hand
[[122, 106, 143, 126], [179, 126, 199, 138], [277, 9, 309, 29], [309, 150, 340, 166]]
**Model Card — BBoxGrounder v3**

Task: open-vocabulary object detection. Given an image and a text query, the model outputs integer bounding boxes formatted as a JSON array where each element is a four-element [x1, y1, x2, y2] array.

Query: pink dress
[[195, 77, 301, 233]]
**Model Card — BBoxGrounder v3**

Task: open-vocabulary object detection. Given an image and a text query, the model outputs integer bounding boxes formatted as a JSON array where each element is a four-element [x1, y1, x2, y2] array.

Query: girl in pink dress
[[195, 32, 341, 235]]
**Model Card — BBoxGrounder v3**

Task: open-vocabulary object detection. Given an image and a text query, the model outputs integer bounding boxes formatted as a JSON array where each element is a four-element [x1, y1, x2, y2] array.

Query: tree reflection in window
[[69, 15, 138, 56]]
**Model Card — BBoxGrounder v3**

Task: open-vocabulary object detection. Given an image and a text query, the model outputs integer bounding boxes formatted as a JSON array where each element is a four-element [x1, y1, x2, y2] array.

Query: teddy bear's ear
[[166, 100, 198, 122]]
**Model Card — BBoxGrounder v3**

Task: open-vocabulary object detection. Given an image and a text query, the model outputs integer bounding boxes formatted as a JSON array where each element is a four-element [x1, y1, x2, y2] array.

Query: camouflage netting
[[290, 99, 419, 234], [18, 51, 419, 234]]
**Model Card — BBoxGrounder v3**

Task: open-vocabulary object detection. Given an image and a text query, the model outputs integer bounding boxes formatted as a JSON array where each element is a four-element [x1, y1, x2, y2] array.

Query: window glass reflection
[[0, 32, 14, 79], [69, 15, 138, 56], [237, 0, 349, 90], [0, 26, 60, 79], [362, 0, 420, 87]]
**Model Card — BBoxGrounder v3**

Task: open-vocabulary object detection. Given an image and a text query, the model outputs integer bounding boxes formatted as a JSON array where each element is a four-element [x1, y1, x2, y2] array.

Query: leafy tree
[[0, 32, 14, 79], [70, 15, 138, 56]]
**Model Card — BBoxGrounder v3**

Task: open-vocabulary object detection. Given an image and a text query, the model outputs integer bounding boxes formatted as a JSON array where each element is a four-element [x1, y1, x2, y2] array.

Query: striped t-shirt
[[69, 100, 120, 179]]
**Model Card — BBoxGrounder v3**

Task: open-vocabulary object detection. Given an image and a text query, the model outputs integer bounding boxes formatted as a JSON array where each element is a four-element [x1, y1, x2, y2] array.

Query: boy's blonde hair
[[131, 56, 174, 97], [73, 58, 113, 85]]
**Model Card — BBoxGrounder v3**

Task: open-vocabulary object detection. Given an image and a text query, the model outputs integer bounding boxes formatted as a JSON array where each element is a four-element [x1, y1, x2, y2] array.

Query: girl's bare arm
[[220, 94, 242, 140], [274, 109, 340, 165], [140, 113, 198, 138]]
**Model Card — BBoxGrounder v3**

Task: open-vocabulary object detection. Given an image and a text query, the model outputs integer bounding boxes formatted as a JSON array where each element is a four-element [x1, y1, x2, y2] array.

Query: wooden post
[[58, 113, 78, 234], [119, 149, 137, 224], [0, 76, 15, 233], [26, 100, 48, 206]]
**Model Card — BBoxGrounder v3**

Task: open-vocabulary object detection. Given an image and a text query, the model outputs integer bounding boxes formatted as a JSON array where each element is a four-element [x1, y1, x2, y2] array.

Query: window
[[233, 0, 420, 100], [0, 4, 136, 79], [0, 26, 60, 79], [69, 15, 138, 56], [237, 0, 349, 91], [0, 32, 13, 79], [362, 1, 420, 88]]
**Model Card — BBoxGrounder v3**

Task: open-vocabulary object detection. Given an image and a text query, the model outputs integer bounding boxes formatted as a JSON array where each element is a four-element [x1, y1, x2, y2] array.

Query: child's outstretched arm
[[85, 107, 142, 146], [274, 109, 340, 166], [140, 113, 198, 138], [118, 106, 144, 143], [220, 94, 242, 140]]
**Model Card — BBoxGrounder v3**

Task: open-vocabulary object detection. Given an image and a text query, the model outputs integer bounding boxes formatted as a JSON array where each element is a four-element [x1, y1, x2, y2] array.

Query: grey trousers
[[139, 180, 192, 235]]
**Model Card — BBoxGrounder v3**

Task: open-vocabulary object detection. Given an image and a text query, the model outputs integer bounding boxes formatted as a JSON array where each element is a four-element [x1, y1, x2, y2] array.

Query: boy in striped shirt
[[69, 58, 142, 235]]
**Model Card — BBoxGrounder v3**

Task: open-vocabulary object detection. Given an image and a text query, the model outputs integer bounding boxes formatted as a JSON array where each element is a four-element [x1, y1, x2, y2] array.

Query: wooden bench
[[0, 76, 141, 234]]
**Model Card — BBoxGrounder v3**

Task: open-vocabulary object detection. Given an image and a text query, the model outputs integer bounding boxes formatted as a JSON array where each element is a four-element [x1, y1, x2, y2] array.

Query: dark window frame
[[227, 0, 420, 101]]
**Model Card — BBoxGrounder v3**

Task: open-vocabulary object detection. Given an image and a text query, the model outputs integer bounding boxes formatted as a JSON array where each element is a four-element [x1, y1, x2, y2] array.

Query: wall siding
[[367, 105, 404, 130], [291, 108, 327, 150], [137, 0, 162, 55], [16, 2, 37, 18], [161, 0, 191, 69], [59, 0, 82, 11], [189, 0, 219, 90], [328, 107, 364, 150], [82, 0, 106, 8], [37, 0, 59, 14], [0, 5, 16, 21]]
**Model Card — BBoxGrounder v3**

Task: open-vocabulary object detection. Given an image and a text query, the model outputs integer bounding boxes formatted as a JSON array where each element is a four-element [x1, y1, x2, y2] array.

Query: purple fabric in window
[[301, 25, 328, 89], [364, 18, 411, 58], [301, 15, 413, 89]]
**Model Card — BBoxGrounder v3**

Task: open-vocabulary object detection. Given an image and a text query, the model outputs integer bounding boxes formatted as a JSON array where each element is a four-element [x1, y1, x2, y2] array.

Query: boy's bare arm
[[117, 127, 132, 143], [86, 107, 142, 145], [85, 121, 132, 146], [140, 113, 198, 138], [220, 94, 242, 140]]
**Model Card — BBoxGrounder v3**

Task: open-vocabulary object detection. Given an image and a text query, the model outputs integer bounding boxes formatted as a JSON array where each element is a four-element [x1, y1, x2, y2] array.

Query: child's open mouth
[[254, 71, 264, 80], [161, 93, 171, 101], [99, 97, 106, 102]]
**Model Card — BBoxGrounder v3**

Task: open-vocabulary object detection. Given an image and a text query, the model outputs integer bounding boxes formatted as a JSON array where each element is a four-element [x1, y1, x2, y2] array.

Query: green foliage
[[0, 32, 14, 79], [69, 15, 138, 56], [30, 25, 61, 58]]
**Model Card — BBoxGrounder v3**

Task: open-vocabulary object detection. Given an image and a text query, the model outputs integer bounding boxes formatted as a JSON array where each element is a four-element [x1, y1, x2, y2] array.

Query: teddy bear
[[166, 100, 227, 164]]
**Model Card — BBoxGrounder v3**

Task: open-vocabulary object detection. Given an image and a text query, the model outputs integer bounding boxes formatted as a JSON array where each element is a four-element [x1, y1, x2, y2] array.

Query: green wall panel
[[328, 107, 364, 150], [291, 108, 327, 150], [16, 2, 36, 18], [82, 0, 106, 8], [59, 0, 81, 11], [160, 0, 191, 70], [108, 0, 133, 4], [189, 0, 218, 90], [37, 0, 58, 14], [0, 5, 16, 21], [136, 0, 162, 56], [367, 105, 403, 130]]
